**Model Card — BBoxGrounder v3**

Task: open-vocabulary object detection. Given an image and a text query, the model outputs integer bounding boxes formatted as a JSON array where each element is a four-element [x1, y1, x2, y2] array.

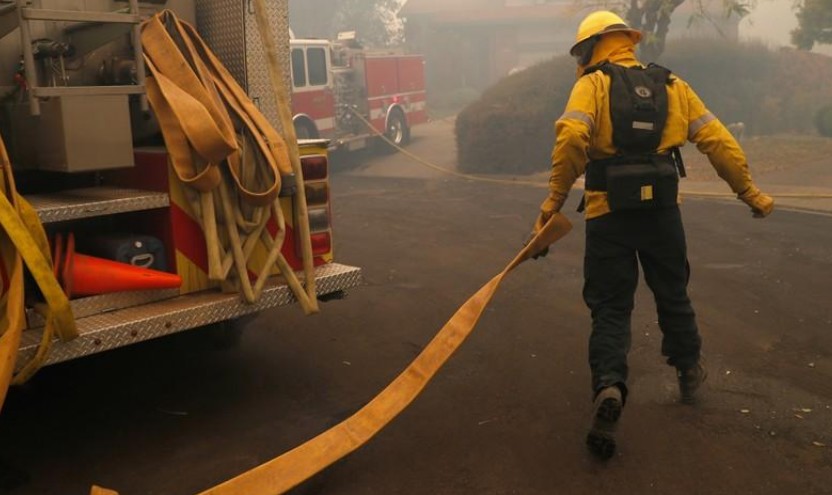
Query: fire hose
[[141, 10, 319, 312], [1, 7, 324, 409], [3, 4, 829, 495], [85, 211, 571, 495], [88, 8, 575, 495], [349, 107, 832, 201], [0, 134, 77, 409]]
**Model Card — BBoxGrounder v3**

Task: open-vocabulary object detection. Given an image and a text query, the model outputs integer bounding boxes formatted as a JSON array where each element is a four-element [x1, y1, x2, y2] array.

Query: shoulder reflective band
[[558, 110, 594, 132], [688, 112, 716, 140]]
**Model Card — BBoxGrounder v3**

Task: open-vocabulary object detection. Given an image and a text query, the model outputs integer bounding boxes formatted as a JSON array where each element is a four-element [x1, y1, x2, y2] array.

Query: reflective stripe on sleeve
[[688, 112, 716, 140], [558, 110, 594, 131]]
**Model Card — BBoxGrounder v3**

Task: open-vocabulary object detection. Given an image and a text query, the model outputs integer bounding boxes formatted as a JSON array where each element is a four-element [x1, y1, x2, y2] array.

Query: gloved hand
[[524, 231, 549, 259], [525, 210, 554, 260], [738, 186, 774, 218]]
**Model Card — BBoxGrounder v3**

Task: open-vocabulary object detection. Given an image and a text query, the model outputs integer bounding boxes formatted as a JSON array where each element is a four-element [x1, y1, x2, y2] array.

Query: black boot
[[586, 386, 623, 460], [677, 360, 707, 404]]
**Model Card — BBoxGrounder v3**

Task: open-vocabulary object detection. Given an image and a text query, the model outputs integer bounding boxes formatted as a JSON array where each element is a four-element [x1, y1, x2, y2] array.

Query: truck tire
[[385, 109, 410, 147], [375, 109, 410, 154]]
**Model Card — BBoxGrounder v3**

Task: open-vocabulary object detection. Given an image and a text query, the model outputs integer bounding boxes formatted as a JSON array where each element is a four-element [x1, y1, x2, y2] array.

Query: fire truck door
[[291, 45, 336, 139]]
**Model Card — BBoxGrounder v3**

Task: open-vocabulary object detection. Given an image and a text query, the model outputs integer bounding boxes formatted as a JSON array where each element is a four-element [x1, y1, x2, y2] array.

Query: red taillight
[[301, 155, 328, 181], [310, 232, 331, 256], [298, 150, 332, 259]]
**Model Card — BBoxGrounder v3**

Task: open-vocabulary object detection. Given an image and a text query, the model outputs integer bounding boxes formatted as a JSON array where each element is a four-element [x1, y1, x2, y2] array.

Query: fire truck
[[0, 0, 361, 395], [289, 32, 428, 151]]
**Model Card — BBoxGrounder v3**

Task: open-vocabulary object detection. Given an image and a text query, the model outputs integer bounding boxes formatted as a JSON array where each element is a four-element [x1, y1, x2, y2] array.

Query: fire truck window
[[292, 48, 306, 88], [307, 47, 328, 86]]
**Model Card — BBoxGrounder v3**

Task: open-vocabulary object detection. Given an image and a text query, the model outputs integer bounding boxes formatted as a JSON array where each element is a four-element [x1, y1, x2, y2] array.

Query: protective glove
[[738, 186, 774, 218], [524, 232, 549, 259], [525, 210, 554, 260]]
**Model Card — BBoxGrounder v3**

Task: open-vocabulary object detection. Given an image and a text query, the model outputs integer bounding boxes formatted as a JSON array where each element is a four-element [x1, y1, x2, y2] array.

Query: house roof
[[400, 1, 737, 25], [400, 0, 501, 16], [400, 0, 576, 25]]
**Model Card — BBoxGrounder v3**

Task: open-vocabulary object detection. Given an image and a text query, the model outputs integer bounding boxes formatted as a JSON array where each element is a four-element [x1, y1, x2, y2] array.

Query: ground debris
[[812, 441, 826, 448]]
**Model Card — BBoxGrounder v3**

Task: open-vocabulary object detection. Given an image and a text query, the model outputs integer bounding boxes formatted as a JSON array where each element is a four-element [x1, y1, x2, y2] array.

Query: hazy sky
[[740, 0, 832, 55]]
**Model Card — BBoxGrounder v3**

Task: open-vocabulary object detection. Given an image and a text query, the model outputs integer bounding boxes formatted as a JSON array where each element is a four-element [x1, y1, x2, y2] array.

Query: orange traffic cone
[[52, 232, 64, 282], [61, 233, 182, 298]]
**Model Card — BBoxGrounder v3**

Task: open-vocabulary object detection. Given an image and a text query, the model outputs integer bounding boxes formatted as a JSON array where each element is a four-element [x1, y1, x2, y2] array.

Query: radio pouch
[[605, 157, 679, 211]]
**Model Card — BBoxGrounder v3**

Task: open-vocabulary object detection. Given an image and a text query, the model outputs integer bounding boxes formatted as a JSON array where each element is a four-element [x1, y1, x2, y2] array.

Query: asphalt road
[[1, 125, 831, 494]]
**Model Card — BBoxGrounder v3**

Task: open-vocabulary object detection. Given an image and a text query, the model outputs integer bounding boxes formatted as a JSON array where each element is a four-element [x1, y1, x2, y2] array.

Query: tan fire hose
[[89, 211, 571, 495], [196, 213, 571, 495], [140, 11, 319, 312], [250, 0, 319, 311]]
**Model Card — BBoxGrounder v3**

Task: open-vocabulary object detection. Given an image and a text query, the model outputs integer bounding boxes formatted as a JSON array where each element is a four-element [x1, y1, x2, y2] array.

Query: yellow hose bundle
[[141, 10, 318, 310]]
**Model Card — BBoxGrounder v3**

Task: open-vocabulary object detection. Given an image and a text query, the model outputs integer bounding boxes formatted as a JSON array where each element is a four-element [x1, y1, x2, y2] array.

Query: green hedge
[[455, 59, 575, 174], [455, 40, 832, 174], [816, 105, 832, 137]]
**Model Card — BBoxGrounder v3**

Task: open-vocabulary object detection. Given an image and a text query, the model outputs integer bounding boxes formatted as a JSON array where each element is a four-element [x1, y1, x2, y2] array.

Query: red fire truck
[[289, 33, 428, 151], [0, 0, 362, 393]]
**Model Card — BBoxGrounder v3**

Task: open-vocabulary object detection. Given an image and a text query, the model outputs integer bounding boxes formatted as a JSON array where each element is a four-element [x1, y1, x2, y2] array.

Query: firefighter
[[530, 11, 774, 459]]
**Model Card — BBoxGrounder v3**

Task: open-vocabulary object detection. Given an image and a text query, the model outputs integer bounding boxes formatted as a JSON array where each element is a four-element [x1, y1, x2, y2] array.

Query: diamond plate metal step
[[25, 187, 169, 224], [26, 289, 180, 328], [16, 263, 362, 368]]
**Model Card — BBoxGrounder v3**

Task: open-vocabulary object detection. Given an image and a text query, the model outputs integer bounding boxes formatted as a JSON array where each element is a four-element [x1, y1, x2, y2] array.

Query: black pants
[[583, 206, 701, 400]]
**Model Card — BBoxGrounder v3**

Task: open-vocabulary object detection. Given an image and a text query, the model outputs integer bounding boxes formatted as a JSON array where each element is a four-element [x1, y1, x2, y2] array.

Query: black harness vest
[[580, 62, 685, 212]]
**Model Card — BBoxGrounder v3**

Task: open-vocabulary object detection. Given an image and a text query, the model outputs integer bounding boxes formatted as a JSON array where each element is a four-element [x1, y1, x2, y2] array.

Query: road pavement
[[1, 121, 831, 494]]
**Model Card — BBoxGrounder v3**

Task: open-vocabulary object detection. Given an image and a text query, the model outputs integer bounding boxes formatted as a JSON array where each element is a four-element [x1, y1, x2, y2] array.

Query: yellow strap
[[0, 194, 76, 342], [0, 135, 76, 409], [0, 247, 24, 412]]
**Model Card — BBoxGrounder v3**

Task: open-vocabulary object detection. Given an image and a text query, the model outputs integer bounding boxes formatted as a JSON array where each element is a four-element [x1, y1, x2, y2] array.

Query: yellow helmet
[[569, 10, 643, 57]]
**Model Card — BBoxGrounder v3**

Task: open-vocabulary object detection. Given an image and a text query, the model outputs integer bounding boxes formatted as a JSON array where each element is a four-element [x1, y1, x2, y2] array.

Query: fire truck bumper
[[17, 263, 362, 368]]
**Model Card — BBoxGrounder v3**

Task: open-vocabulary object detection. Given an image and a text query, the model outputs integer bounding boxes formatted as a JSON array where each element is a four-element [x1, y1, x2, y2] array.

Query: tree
[[289, 0, 403, 47], [792, 0, 832, 50], [332, 0, 404, 47], [594, 0, 755, 61]]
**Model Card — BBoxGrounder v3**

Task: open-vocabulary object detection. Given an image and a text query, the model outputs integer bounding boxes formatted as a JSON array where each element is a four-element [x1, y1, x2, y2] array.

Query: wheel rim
[[387, 117, 404, 145]]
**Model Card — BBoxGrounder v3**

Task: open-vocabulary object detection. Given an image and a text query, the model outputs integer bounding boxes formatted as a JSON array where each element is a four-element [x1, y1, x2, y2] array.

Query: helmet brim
[[569, 27, 643, 57]]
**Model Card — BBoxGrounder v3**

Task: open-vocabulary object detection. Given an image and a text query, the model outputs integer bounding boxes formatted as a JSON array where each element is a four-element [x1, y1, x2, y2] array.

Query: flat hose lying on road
[[91, 213, 571, 495]]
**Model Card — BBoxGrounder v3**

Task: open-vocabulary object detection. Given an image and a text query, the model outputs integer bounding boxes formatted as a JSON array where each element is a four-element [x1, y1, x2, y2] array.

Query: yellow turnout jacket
[[540, 32, 756, 221]]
